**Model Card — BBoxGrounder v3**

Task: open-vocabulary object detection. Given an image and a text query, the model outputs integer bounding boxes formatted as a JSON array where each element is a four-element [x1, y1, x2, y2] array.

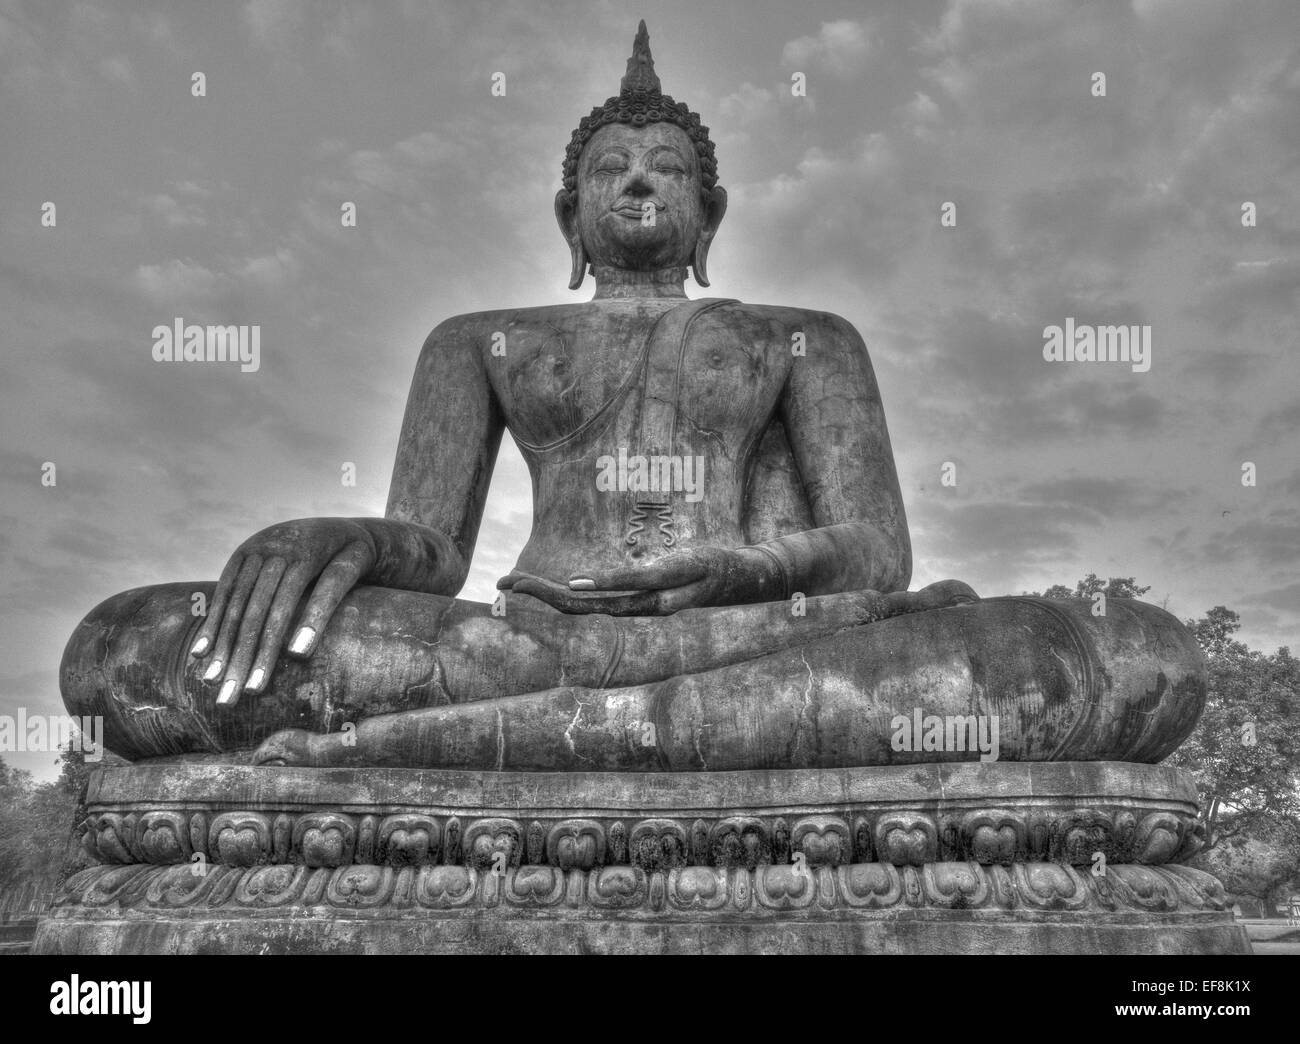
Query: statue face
[[575, 121, 705, 270]]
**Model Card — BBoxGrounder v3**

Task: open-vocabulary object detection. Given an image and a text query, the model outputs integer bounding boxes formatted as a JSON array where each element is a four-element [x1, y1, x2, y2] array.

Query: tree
[[52, 743, 96, 879], [1024, 573, 1151, 600], [0, 743, 101, 913], [1189, 605, 1249, 658], [0, 759, 38, 895], [1168, 612, 1300, 852], [1190, 818, 1300, 918]]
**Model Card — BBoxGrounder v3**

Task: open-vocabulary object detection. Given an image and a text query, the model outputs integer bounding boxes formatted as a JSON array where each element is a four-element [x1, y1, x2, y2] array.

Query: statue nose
[[624, 170, 654, 196]]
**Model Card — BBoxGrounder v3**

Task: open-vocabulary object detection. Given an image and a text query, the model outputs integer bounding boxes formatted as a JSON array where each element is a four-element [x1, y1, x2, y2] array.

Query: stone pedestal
[[34, 761, 1249, 954]]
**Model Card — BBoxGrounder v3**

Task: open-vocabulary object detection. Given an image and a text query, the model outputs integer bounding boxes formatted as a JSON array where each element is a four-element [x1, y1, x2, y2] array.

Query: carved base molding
[[34, 761, 1250, 954], [35, 860, 1249, 955]]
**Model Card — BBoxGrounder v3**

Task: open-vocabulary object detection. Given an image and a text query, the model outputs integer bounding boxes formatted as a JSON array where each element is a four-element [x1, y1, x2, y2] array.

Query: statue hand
[[188, 518, 377, 706], [510, 546, 779, 615]]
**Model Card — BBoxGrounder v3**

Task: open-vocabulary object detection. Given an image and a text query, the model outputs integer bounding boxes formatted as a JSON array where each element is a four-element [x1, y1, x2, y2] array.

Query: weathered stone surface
[[33, 916, 1254, 956], [74, 760, 1205, 868], [34, 761, 1248, 954], [34, 860, 1249, 956], [65, 586, 1204, 769]]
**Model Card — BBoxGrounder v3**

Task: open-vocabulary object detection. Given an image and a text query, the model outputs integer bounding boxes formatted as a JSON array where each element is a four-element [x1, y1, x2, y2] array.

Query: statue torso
[[466, 298, 816, 580]]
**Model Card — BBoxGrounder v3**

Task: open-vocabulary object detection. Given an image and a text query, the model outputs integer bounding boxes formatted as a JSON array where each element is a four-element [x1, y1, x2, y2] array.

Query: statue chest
[[490, 316, 782, 453]]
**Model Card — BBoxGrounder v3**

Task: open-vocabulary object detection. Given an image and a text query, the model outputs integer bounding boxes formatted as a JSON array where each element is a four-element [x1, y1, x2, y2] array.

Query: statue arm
[[377, 314, 506, 596], [751, 311, 912, 596], [185, 317, 502, 705]]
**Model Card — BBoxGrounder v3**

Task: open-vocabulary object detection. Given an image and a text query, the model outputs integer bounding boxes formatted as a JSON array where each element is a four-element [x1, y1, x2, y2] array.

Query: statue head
[[556, 21, 727, 289]]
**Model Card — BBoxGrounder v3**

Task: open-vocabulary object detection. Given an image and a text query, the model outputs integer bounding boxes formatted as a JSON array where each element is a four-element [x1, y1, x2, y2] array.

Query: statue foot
[[254, 728, 329, 767], [907, 580, 979, 612]]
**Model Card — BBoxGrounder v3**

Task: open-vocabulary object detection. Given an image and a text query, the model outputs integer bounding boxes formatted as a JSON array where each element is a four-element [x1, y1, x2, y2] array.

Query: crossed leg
[[62, 576, 973, 760], [253, 591, 1205, 771]]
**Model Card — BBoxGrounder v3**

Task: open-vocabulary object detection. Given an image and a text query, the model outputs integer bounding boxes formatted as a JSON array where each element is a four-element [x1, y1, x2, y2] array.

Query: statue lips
[[612, 201, 663, 219]]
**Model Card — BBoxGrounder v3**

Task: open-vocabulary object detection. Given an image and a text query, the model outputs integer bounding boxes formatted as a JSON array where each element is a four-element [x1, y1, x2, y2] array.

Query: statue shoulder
[[416, 310, 516, 367], [716, 303, 870, 354], [420, 304, 585, 351], [421, 311, 497, 347]]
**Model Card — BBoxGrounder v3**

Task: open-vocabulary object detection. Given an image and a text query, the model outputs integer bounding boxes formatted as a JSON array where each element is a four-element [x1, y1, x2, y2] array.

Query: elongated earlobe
[[692, 185, 727, 288], [554, 190, 588, 290]]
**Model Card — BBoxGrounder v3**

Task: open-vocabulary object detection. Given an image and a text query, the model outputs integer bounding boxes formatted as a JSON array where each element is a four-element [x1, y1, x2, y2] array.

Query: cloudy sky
[[2, 0, 1297, 780]]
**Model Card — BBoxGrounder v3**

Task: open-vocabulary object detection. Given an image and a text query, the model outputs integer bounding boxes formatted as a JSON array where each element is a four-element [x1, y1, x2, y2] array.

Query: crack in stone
[[692, 717, 714, 771], [390, 631, 439, 649], [563, 697, 592, 763], [791, 651, 816, 763]]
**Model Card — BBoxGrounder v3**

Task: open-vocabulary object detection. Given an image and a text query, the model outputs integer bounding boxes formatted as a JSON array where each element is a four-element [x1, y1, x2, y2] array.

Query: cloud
[[131, 259, 228, 306], [141, 193, 207, 229], [1009, 177, 1187, 268], [718, 82, 774, 124], [134, 9, 181, 54], [918, 0, 1076, 111], [1202, 518, 1300, 569], [98, 54, 135, 86], [899, 91, 942, 140], [1181, 344, 1273, 388], [909, 496, 1093, 597], [313, 130, 470, 236], [241, 0, 307, 49], [1256, 400, 1300, 444], [1258, 580, 1300, 614], [238, 247, 299, 287], [322, 4, 374, 62], [724, 133, 908, 294], [781, 20, 875, 79], [1018, 475, 1187, 519], [1189, 256, 1300, 335]]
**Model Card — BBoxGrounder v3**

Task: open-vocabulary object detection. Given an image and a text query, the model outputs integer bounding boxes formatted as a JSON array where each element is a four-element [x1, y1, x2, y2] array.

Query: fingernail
[[190, 636, 210, 657], [217, 679, 238, 705], [203, 660, 224, 682], [246, 668, 265, 692], [289, 627, 315, 655], [569, 578, 596, 590]]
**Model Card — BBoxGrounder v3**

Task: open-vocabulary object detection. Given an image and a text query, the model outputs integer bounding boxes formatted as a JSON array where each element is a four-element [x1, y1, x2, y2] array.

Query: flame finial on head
[[621, 19, 660, 94]]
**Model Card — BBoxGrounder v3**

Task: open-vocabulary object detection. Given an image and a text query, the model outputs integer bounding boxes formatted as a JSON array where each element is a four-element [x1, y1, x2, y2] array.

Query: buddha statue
[[59, 22, 1205, 775]]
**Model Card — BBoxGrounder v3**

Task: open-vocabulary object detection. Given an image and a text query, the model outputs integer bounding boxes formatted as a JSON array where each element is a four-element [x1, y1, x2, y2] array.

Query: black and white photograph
[[0, 0, 1297, 992]]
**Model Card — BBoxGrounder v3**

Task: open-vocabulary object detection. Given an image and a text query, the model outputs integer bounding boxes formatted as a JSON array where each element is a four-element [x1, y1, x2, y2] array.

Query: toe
[[253, 729, 315, 766]]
